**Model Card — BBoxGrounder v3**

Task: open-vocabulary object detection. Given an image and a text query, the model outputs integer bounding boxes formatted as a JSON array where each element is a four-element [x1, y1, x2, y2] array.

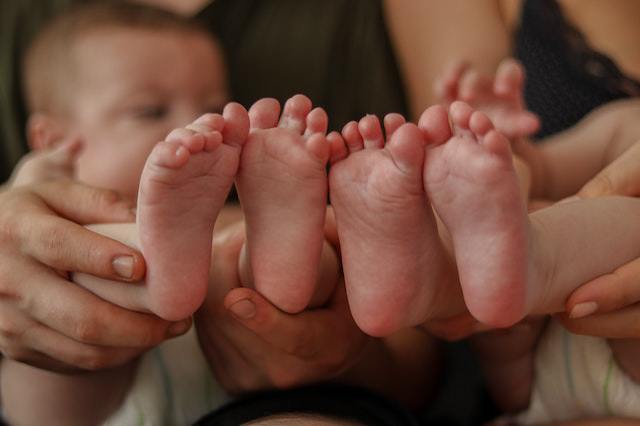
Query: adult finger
[[195, 308, 273, 393], [578, 141, 640, 198], [30, 180, 136, 224], [20, 267, 190, 347], [433, 61, 469, 103], [21, 323, 145, 371], [12, 215, 145, 282], [458, 69, 492, 103], [494, 58, 525, 99], [225, 283, 364, 362], [0, 302, 139, 373], [557, 305, 640, 339], [2, 182, 144, 282], [565, 257, 640, 318]]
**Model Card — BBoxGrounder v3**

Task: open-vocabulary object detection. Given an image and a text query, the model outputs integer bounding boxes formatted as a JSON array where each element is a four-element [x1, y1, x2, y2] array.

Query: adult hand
[[195, 221, 370, 394], [577, 140, 640, 198], [560, 141, 640, 337], [0, 180, 190, 372]]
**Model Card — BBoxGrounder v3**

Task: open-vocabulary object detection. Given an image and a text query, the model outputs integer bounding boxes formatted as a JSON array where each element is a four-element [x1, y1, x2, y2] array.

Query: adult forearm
[[1, 359, 137, 426], [537, 100, 640, 200]]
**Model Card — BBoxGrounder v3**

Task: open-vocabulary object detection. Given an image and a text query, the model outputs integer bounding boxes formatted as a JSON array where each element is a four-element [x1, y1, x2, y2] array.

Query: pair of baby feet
[[141, 94, 529, 337], [331, 101, 527, 335], [140, 95, 336, 320]]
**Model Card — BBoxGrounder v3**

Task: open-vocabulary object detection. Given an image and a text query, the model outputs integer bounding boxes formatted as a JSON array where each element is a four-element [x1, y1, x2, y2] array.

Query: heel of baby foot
[[256, 281, 315, 314], [149, 280, 208, 321], [466, 289, 527, 328]]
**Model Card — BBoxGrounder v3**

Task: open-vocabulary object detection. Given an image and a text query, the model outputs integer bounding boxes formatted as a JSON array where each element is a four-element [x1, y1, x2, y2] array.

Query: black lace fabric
[[515, 0, 640, 139]]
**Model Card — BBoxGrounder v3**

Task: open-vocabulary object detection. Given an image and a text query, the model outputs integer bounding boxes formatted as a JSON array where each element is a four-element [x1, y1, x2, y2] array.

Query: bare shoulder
[[559, 0, 640, 80], [585, 99, 640, 134], [498, 0, 523, 33]]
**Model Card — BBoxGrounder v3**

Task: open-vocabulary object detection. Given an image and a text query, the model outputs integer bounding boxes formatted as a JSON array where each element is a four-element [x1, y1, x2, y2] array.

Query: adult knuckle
[[267, 366, 299, 389], [234, 373, 263, 393], [324, 345, 350, 372], [2, 344, 29, 363], [38, 225, 68, 262], [0, 207, 20, 246], [589, 174, 614, 196], [72, 318, 102, 343], [283, 330, 315, 358], [76, 348, 112, 371], [0, 264, 17, 298], [81, 186, 119, 211], [133, 323, 162, 347], [0, 316, 20, 340], [96, 188, 121, 208]]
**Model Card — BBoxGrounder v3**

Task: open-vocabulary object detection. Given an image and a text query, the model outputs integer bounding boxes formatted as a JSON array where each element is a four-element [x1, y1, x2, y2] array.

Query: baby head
[[23, 1, 228, 200]]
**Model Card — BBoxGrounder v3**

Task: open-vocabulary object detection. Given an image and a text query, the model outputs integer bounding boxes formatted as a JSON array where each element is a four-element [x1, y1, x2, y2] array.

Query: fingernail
[[112, 256, 134, 279], [229, 299, 256, 320], [570, 302, 598, 319], [168, 320, 191, 336]]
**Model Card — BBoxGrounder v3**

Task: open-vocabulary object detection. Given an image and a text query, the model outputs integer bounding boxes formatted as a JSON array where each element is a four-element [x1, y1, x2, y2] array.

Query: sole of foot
[[330, 113, 451, 336], [423, 101, 529, 327], [139, 105, 249, 320], [236, 95, 331, 313]]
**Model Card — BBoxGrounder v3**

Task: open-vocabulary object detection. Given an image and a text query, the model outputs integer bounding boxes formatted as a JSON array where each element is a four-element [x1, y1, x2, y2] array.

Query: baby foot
[[236, 95, 331, 313], [329, 113, 452, 337], [423, 101, 529, 327], [139, 104, 249, 320], [435, 59, 540, 140]]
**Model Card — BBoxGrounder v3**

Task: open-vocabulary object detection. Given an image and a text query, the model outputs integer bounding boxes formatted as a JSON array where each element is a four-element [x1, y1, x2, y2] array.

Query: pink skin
[[10, 138, 83, 187], [329, 113, 452, 337], [139, 104, 249, 321], [236, 95, 331, 314], [423, 101, 528, 327], [434, 59, 540, 140]]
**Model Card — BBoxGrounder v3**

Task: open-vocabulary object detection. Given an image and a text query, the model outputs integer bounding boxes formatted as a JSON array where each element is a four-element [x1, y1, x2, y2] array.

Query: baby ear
[[26, 113, 66, 151]]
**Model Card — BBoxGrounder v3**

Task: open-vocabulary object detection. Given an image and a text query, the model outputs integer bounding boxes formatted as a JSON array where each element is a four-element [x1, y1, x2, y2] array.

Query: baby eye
[[133, 105, 168, 120], [202, 102, 224, 115]]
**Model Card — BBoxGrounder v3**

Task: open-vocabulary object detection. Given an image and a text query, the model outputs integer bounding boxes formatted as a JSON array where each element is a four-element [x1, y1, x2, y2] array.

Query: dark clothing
[[0, 0, 79, 182], [516, 0, 640, 139], [195, 384, 421, 426], [199, 0, 407, 132]]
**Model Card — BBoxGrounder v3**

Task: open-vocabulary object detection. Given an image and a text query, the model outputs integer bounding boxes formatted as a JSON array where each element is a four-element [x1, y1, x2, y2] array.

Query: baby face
[[66, 27, 228, 201]]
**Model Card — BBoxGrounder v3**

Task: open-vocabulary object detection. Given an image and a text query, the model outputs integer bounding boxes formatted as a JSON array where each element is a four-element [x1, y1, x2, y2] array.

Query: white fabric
[[517, 319, 640, 423], [104, 327, 229, 426]]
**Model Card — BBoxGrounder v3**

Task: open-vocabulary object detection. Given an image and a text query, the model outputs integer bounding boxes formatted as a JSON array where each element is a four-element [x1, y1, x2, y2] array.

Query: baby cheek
[[75, 149, 146, 199]]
